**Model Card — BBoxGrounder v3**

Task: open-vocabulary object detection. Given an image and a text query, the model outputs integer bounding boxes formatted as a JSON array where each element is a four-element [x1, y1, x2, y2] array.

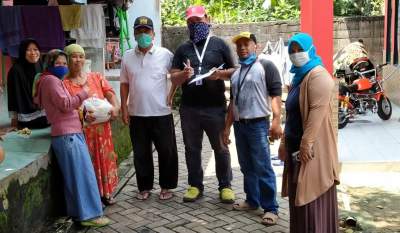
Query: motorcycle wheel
[[377, 96, 392, 120], [338, 111, 349, 129]]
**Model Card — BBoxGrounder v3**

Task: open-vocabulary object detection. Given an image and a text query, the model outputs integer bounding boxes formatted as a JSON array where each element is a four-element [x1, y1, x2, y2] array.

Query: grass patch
[[172, 87, 182, 110], [111, 117, 132, 164]]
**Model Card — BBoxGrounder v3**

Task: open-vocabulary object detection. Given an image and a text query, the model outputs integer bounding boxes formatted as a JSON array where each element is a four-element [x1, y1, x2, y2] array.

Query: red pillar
[[300, 0, 334, 74], [0, 50, 12, 85]]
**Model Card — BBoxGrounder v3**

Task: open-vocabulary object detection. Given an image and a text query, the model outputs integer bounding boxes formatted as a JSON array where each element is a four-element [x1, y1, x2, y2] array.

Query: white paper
[[188, 64, 224, 85], [188, 69, 217, 84]]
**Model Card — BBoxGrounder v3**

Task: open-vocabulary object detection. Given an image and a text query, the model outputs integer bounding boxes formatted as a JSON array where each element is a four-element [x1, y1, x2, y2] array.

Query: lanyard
[[235, 63, 255, 106], [193, 35, 211, 74]]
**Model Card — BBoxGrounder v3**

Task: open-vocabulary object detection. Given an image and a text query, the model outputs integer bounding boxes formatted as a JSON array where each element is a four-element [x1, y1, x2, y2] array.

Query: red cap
[[186, 5, 206, 20]]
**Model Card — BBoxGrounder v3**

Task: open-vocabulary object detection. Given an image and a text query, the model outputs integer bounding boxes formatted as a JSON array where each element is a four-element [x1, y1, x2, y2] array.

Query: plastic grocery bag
[[82, 97, 112, 125]]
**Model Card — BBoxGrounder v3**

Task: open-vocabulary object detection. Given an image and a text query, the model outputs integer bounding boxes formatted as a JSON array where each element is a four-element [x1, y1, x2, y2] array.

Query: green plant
[[161, 0, 384, 27], [172, 87, 182, 109], [268, 0, 300, 20], [334, 0, 384, 16], [111, 118, 132, 164], [161, 0, 191, 26], [161, 0, 300, 26]]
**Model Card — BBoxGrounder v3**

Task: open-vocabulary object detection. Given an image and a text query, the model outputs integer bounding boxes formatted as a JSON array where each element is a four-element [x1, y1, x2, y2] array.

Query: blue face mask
[[48, 66, 68, 79], [136, 33, 153, 48], [239, 52, 257, 66]]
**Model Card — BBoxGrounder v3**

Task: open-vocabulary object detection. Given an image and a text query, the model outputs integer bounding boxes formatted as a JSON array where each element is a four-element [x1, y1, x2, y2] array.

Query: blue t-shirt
[[284, 85, 303, 140]]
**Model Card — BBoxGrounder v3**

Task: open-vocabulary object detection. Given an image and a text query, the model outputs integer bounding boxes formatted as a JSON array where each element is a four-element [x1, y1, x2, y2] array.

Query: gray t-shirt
[[231, 58, 282, 120]]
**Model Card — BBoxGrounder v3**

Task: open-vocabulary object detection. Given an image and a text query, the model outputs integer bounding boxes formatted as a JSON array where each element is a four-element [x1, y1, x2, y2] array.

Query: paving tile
[[100, 117, 289, 233], [153, 226, 176, 233], [191, 226, 214, 233], [172, 226, 196, 233]]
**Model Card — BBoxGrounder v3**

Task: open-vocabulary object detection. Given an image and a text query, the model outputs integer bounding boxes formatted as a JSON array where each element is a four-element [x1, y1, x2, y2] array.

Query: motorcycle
[[336, 58, 393, 129]]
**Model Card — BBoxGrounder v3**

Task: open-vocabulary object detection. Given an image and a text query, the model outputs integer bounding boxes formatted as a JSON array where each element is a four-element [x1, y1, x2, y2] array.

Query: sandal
[[80, 216, 110, 227], [232, 201, 258, 211], [261, 212, 279, 225], [101, 197, 116, 206], [136, 190, 151, 200], [159, 189, 174, 200]]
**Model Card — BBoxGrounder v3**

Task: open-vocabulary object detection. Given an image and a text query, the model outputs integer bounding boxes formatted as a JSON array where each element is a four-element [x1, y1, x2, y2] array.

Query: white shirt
[[120, 46, 173, 116]]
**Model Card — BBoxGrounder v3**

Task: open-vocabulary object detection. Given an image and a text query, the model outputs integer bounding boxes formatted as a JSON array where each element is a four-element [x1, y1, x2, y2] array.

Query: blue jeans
[[234, 120, 279, 214]]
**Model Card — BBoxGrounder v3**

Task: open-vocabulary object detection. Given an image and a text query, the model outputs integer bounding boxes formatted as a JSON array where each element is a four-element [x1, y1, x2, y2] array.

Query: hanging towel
[[2, 0, 13, 6], [0, 6, 23, 57], [70, 4, 105, 48], [20, 6, 65, 52], [59, 5, 82, 31], [260, 38, 294, 86]]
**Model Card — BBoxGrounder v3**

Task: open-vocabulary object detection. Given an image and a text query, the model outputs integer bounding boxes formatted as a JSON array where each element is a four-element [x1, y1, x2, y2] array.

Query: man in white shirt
[[120, 16, 178, 201]]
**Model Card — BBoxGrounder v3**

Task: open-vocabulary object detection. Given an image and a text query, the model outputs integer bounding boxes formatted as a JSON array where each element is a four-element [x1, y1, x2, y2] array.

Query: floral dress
[[64, 72, 118, 199]]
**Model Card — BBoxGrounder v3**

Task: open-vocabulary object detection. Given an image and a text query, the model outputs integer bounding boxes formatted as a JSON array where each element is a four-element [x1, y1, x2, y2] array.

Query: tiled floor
[[338, 103, 400, 162], [0, 90, 51, 180]]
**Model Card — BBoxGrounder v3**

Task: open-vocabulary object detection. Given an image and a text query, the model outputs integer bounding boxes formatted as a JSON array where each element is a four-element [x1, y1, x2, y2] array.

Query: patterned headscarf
[[44, 49, 68, 70], [188, 22, 210, 44], [32, 49, 67, 97]]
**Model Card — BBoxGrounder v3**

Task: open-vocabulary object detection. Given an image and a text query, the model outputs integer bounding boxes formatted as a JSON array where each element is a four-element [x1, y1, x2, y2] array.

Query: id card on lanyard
[[235, 63, 255, 108], [193, 35, 211, 86]]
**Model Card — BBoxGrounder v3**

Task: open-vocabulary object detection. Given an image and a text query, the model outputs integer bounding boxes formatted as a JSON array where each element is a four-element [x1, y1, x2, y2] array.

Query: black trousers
[[18, 116, 49, 129], [179, 106, 232, 191], [129, 114, 178, 192]]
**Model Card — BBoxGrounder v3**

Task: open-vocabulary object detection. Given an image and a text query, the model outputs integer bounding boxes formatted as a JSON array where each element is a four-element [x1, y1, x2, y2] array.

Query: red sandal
[[136, 190, 151, 200]]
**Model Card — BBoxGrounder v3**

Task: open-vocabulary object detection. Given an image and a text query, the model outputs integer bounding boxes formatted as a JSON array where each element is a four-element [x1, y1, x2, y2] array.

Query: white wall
[[126, 0, 162, 48]]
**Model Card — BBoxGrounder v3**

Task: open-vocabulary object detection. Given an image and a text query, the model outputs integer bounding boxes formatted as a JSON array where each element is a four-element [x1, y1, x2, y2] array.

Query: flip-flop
[[159, 190, 174, 200], [261, 212, 279, 225], [80, 216, 110, 227], [136, 191, 151, 200], [101, 197, 116, 206]]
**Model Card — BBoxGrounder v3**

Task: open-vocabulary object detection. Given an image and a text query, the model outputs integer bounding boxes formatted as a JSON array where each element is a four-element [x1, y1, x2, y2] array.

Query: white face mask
[[289, 46, 313, 67]]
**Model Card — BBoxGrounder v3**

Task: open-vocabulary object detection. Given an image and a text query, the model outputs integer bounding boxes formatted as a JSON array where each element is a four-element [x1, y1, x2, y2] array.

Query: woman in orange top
[[63, 44, 120, 205]]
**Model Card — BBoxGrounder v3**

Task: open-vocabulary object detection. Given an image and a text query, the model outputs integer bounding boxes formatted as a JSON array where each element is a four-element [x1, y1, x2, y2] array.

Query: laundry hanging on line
[[0, 6, 23, 58], [0, 6, 65, 57], [58, 5, 83, 31], [259, 38, 294, 86], [0, 4, 105, 57], [70, 4, 106, 49], [21, 6, 65, 53]]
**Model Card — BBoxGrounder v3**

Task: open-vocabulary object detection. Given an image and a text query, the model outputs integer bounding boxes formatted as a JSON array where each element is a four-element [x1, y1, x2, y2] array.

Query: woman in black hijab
[[7, 38, 49, 129]]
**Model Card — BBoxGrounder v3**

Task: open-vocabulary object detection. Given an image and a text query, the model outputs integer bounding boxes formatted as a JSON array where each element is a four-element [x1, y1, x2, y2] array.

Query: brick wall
[[383, 66, 400, 106], [162, 16, 384, 65], [162, 16, 387, 126]]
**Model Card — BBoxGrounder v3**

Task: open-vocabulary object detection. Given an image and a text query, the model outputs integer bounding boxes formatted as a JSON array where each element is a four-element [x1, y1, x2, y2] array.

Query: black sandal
[[101, 197, 116, 206]]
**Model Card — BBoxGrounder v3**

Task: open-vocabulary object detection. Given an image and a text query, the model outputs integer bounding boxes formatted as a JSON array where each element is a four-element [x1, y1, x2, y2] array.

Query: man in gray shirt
[[223, 32, 283, 226]]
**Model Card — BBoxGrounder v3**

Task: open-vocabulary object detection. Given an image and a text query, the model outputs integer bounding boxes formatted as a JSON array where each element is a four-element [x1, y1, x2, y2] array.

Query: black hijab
[[17, 38, 42, 79], [7, 38, 43, 115]]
